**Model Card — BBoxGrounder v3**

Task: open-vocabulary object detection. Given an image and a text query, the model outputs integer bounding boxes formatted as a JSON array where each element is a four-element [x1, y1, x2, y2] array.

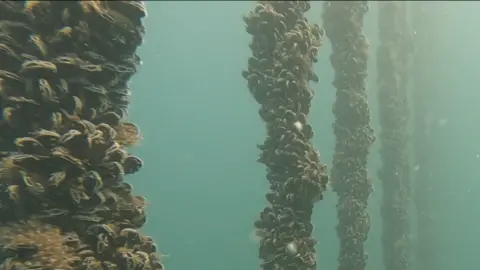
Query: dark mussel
[[81, 51, 106, 64], [94, 111, 121, 127], [140, 236, 157, 253], [19, 60, 57, 78], [81, 170, 103, 195], [0, 2, 28, 22], [119, 228, 141, 249], [107, 1, 147, 22], [96, 161, 124, 183], [47, 171, 66, 188], [96, 123, 117, 141], [79, 63, 116, 85], [59, 129, 90, 157], [69, 119, 96, 135], [37, 79, 59, 105], [0, 44, 21, 71], [4, 96, 39, 109], [0, 21, 34, 43], [30, 129, 60, 149], [85, 223, 116, 253], [109, 86, 131, 99], [60, 95, 83, 118], [0, 33, 26, 52], [47, 26, 75, 53], [3, 107, 24, 129], [51, 146, 85, 172], [134, 251, 150, 268], [28, 34, 47, 58], [14, 137, 49, 156], [83, 84, 107, 96], [0, 70, 22, 89], [149, 252, 166, 270], [111, 64, 136, 85], [119, 53, 142, 68], [0, 184, 20, 206], [105, 145, 127, 164], [51, 54, 83, 77], [84, 108, 97, 121], [123, 155, 143, 175], [116, 251, 136, 270]]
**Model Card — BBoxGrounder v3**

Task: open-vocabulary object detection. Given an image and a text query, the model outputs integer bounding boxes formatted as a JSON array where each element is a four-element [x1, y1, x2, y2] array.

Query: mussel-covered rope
[[322, 2, 375, 270], [243, 1, 328, 269], [0, 2, 164, 269], [377, 2, 412, 270]]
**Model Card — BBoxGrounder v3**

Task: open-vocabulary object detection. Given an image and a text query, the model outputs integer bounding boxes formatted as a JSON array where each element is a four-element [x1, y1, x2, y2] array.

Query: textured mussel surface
[[0, 2, 164, 270]]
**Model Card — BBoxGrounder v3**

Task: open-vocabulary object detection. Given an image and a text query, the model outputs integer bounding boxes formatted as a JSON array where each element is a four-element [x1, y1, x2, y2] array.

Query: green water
[[130, 1, 480, 269]]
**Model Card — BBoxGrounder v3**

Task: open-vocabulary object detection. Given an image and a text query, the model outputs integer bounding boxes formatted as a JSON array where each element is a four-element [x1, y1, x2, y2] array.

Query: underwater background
[[131, 1, 480, 270]]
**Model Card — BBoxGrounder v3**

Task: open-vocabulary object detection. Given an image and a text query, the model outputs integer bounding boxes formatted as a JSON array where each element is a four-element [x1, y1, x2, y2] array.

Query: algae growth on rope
[[322, 2, 375, 270], [243, 1, 328, 269], [0, 2, 164, 269]]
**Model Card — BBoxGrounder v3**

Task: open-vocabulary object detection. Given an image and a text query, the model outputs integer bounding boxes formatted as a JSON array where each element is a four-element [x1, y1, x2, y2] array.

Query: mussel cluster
[[243, 1, 328, 269], [322, 2, 375, 270], [0, 1, 164, 270], [377, 3, 412, 270]]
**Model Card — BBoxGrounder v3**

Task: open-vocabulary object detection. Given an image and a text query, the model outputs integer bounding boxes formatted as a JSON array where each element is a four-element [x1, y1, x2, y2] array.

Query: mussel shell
[[109, 87, 131, 97], [51, 146, 85, 171], [84, 108, 97, 121], [19, 60, 57, 78], [60, 95, 83, 117], [87, 223, 116, 240], [0, 43, 21, 70], [28, 35, 47, 57], [97, 161, 124, 181], [81, 51, 106, 64], [69, 186, 89, 205], [8, 154, 40, 169], [0, 21, 34, 42], [149, 255, 165, 270], [51, 55, 83, 77], [119, 228, 141, 247], [37, 79, 59, 105], [34, 207, 68, 219], [80, 63, 116, 85], [5, 96, 39, 107], [123, 155, 143, 175], [83, 84, 107, 95], [59, 129, 90, 157], [30, 129, 60, 148], [107, 1, 147, 21], [105, 147, 127, 163], [82, 170, 103, 194], [0, 2, 28, 22], [94, 111, 121, 126], [96, 123, 117, 141], [140, 236, 157, 253], [117, 251, 136, 270], [70, 120, 96, 135], [0, 70, 21, 85], [47, 171, 66, 188], [71, 213, 102, 223], [14, 137, 49, 156]]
